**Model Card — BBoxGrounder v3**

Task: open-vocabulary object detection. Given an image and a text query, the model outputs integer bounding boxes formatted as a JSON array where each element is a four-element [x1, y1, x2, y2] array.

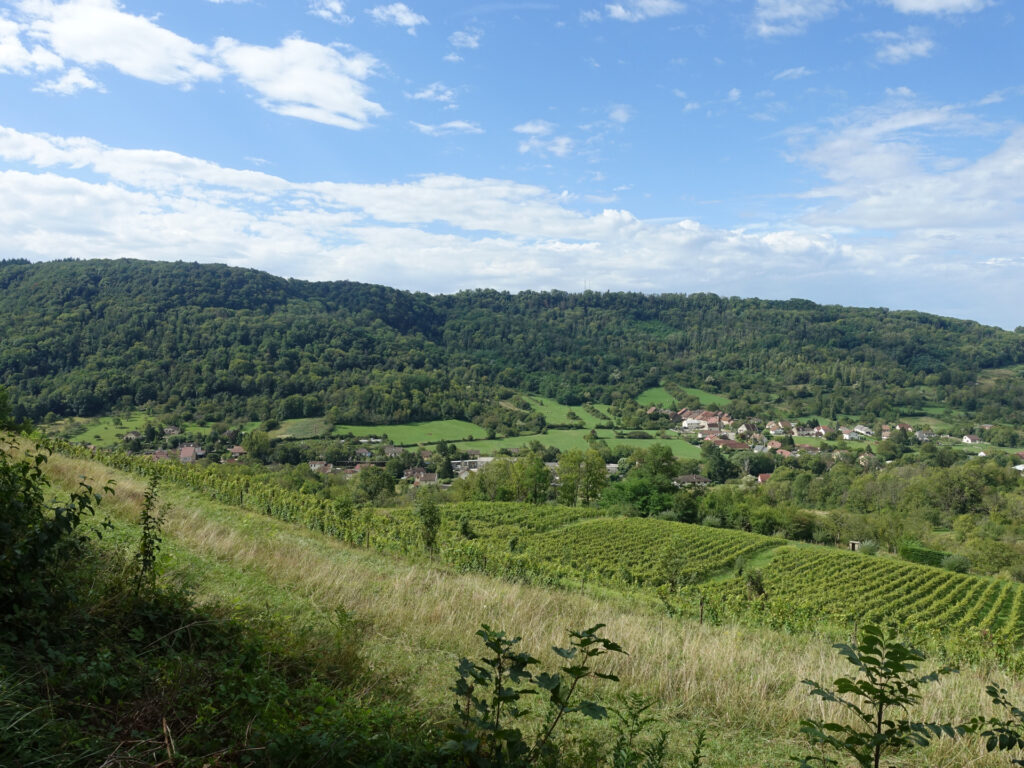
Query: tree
[[415, 488, 441, 553], [242, 429, 272, 462], [356, 465, 393, 503], [557, 449, 584, 506], [515, 455, 551, 504], [580, 449, 608, 505], [796, 624, 959, 768]]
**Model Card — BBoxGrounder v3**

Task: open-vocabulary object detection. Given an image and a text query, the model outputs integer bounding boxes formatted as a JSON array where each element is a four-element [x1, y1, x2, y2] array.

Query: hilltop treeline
[[3, 258, 1024, 425]]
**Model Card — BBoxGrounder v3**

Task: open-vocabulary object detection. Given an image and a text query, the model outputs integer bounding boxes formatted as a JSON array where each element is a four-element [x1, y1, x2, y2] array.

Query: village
[[106, 404, 1024, 490]]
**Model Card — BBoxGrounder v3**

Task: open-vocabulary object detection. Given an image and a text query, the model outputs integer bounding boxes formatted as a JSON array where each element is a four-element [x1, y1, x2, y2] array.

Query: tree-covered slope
[[2, 257, 1024, 424]]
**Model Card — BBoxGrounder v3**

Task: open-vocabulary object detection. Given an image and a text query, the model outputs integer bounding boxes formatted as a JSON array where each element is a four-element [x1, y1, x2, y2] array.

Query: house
[[853, 425, 874, 437], [768, 440, 783, 450], [179, 446, 197, 463], [309, 461, 333, 474], [151, 449, 170, 461], [777, 449, 794, 458], [766, 421, 790, 436], [355, 447, 372, 459], [673, 474, 711, 488], [711, 438, 747, 451], [812, 425, 833, 438], [384, 445, 404, 458], [963, 435, 982, 444], [163, 426, 181, 436], [757, 473, 773, 484], [123, 431, 141, 441], [413, 473, 438, 486], [229, 445, 246, 458]]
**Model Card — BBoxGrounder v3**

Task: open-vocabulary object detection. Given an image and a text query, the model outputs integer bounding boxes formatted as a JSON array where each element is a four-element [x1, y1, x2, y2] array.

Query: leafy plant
[[1, 435, 112, 626], [133, 475, 163, 594], [795, 624, 960, 768], [972, 684, 1024, 765], [609, 693, 670, 768], [443, 623, 626, 766], [416, 488, 442, 553]]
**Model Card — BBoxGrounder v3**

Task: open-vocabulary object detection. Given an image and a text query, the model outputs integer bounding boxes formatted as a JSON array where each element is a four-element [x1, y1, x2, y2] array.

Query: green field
[[448, 429, 701, 457], [637, 386, 730, 410], [332, 419, 489, 444], [681, 387, 730, 408], [61, 410, 210, 446], [527, 395, 606, 427], [636, 387, 676, 408]]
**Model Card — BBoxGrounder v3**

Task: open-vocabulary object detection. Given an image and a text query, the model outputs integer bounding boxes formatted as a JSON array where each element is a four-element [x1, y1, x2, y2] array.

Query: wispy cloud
[[774, 66, 813, 80], [608, 104, 632, 123], [308, 0, 352, 24], [754, 0, 839, 37], [35, 65, 103, 94], [407, 82, 455, 103], [449, 29, 482, 48], [367, 3, 428, 34], [514, 119, 555, 135], [870, 28, 934, 64], [884, 0, 990, 13], [411, 120, 482, 136], [604, 0, 685, 22]]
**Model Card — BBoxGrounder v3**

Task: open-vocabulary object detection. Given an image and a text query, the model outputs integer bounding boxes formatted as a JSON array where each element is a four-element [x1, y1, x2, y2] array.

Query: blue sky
[[0, 0, 1022, 327]]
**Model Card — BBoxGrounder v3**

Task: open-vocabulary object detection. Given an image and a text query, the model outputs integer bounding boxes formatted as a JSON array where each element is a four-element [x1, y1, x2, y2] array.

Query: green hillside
[[4, 258, 1024, 429]]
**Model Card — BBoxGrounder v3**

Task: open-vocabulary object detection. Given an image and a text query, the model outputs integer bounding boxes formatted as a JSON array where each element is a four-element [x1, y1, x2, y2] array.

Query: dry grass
[[44, 452, 1024, 767]]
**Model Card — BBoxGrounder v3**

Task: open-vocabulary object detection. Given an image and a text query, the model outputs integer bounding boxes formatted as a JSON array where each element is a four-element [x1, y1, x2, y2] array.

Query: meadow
[[42, 449, 1024, 767]]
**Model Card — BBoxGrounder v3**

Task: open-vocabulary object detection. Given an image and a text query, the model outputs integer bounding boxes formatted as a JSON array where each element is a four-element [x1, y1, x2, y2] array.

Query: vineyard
[[524, 517, 777, 588], [686, 544, 1024, 661], [56, 443, 1024, 670]]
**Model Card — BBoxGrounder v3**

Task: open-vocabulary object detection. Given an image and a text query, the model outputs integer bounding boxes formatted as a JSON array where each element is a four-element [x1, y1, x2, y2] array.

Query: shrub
[[941, 554, 971, 573], [795, 624, 960, 768]]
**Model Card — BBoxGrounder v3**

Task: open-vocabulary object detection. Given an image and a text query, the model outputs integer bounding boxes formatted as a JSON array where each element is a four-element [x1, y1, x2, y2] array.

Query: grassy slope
[[43, 452, 1017, 767]]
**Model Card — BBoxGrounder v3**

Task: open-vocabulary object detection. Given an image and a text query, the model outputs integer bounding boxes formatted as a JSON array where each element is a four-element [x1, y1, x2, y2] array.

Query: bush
[[858, 539, 880, 556], [941, 553, 971, 573]]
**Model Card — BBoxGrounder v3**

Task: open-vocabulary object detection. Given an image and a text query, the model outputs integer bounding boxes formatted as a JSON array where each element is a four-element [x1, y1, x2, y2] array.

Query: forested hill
[[3, 257, 1024, 426]]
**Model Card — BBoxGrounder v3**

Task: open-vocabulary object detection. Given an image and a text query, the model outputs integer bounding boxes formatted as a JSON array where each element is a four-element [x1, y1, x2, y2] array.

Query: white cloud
[[727, 87, 741, 101], [35, 65, 102, 93], [580, 8, 602, 21], [870, 28, 934, 64], [886, 85, 915, 97], [605, 0, 685, 21], [608, 104, 632, 123], [411, 120, 482, 136], [407, 81, 455, 102], [518, 134, 574, 157], [754, 0, 839, 37], [443, 52, 462, 63], [885, 0, 990, 12], [367, 3, 428, 34], [2, 121, 1023, 326], [308, 0, 352, 23], [0, 14, 61, 73], [514, 119, 555, 135], [774, 66, 813, 80], [449, 29, 481, 48], [21, 0, 220, 85], [214, 36, 384, 130]]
